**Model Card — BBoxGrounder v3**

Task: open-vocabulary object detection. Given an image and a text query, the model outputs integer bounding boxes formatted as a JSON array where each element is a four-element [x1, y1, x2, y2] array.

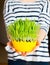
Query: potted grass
[[7, 18, 40, 56]]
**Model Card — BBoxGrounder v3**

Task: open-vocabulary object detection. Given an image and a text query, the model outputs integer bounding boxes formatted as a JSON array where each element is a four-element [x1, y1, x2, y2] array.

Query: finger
[[12, 47, 16, 51], [21, 52, 27, 56], [7, 41, 11, 46], [7, 41, 13, 47], [36, 41, 40, 46]]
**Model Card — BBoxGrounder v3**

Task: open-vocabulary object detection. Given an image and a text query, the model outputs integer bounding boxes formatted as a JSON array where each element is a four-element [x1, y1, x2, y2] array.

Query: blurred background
[[0, 0, 50, 65], [0, 0, 8, 65]]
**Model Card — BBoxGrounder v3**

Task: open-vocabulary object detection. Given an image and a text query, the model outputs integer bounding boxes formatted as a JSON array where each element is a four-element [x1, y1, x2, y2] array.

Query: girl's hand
[[7, 41, 21, 54], [7, 41, 15, 51], [32, 40, 40, 52], [32, 29, 47, 52], [31, 29, 47, 53]]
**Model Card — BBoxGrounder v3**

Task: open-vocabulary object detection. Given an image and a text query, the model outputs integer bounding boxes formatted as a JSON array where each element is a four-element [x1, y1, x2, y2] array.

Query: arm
[[33, 0, 50, 52], [3, 0, 16, 50], [37, 0, 50, 43], [37, 29, 47, 43]]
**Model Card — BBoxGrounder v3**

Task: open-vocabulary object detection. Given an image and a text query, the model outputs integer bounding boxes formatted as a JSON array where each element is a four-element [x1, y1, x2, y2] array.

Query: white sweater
[[3, 0, 50, 62]]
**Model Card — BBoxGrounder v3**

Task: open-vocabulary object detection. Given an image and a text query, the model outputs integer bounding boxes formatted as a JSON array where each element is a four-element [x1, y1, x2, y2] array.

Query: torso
[[4, 0, 50, 62]]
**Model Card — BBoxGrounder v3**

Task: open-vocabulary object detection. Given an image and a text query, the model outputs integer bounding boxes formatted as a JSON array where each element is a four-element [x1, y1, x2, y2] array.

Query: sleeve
[[38, 0, 50, 34], [3, 0, 15, 26], [3, 0, 16, 52]]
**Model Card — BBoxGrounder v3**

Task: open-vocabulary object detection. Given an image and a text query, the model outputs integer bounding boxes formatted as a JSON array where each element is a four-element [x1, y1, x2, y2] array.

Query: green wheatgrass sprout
[[7, 18, 40, 41]]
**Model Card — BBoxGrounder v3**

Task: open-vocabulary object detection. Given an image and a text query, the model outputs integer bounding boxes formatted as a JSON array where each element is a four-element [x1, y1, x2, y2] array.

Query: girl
[[3, 0, 50, 65]]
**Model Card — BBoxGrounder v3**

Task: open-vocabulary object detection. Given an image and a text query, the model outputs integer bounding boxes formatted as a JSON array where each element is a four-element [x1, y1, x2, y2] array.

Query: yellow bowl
[[12, 40, 37, 53]]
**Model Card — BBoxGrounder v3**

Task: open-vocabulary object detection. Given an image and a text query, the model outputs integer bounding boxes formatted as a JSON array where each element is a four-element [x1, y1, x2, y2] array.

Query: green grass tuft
[[7, 18, 40, 41]]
